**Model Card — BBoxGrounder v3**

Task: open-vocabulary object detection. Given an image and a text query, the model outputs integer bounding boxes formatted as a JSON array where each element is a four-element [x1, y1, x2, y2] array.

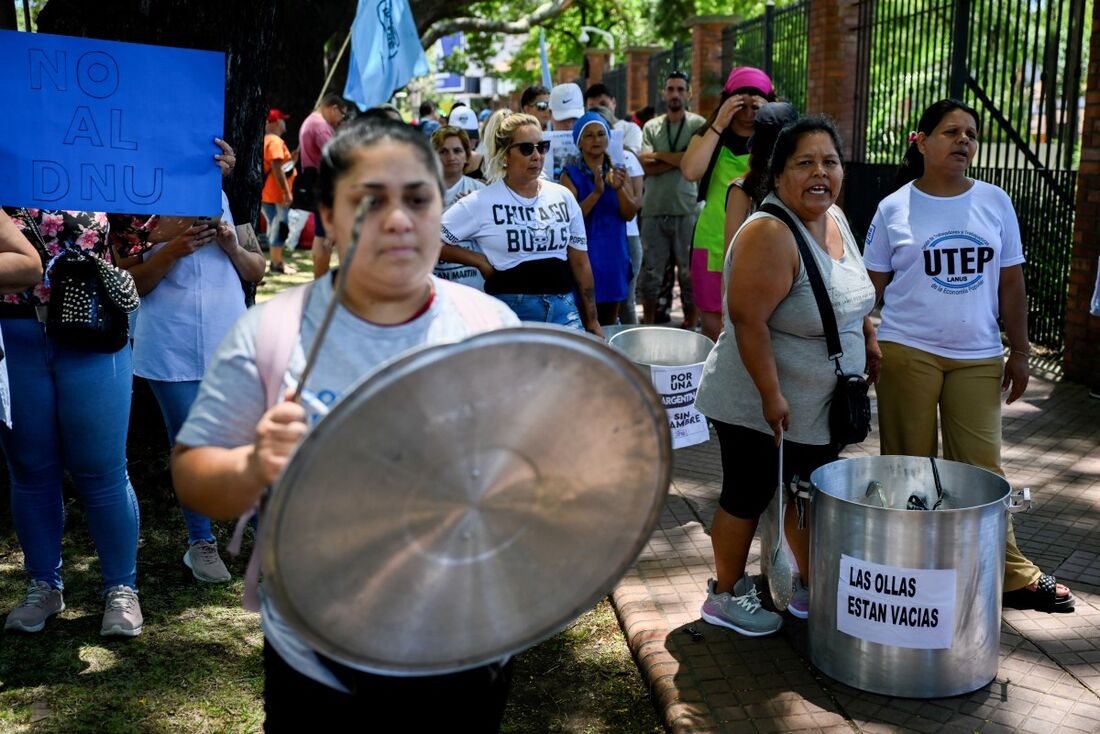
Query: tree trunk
[[36, 0, 279, 226], [0, 2, 17, 30]]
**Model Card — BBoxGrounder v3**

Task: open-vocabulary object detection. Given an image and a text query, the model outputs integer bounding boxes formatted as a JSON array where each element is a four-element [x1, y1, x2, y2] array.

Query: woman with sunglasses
[[440, 110, 602, 334]]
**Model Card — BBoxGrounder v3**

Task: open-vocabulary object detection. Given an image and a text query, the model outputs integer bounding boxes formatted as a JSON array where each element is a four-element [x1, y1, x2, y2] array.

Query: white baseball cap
[[549, 83, 584, 122], [448, 106, 480, 132]]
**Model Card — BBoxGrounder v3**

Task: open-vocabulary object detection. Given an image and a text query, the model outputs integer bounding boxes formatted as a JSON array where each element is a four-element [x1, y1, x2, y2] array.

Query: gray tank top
[[694, 194, 876, 445]]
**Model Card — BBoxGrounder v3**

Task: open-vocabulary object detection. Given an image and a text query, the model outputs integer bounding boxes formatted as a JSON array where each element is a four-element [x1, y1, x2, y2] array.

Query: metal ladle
[[769, 431, 794, 611], [292, 195, 374, 403]]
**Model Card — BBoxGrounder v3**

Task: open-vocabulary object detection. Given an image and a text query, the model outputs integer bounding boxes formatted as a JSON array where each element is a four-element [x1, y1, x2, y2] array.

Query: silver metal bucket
[[808, 456, 1031, 698], [608, 327, 714, 449]]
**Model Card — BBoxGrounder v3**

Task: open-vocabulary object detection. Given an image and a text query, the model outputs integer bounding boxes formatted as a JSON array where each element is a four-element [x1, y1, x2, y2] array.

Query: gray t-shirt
[[694, 195, 876, 445], [177, 274, 519, 689], [640, 112, 706, 216]]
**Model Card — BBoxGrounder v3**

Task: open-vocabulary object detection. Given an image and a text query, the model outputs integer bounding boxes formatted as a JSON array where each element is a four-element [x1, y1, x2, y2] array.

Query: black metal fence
[[602, 65, 627, 114], [721, 0, 810, 112], [849, 0, 1088, 350], [647, 40, 692, 112]]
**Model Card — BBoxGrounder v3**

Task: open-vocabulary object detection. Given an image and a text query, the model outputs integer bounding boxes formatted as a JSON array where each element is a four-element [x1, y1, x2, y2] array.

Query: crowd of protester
[[0, 60, 1080, 730]]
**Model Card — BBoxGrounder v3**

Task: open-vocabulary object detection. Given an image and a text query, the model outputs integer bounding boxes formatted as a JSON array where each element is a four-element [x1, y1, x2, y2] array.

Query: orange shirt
[[262, 133, 296, 204]]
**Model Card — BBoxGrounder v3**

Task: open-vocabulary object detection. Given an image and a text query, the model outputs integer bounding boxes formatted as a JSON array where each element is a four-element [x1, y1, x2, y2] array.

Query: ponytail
[[893, 98, 981, 191]]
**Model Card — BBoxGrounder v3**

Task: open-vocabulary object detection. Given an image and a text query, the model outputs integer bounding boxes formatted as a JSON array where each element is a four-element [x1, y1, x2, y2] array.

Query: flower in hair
[[908, 131, 919, 144]]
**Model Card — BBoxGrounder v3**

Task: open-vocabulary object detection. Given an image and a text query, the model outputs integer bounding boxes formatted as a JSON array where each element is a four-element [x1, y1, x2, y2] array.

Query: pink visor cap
[[723, 67, 774, 96]]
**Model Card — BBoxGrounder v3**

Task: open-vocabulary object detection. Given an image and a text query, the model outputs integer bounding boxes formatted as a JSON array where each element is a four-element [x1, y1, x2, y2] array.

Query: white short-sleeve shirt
[[864, 180, 1025, 359], [441, 179, 587, 271]]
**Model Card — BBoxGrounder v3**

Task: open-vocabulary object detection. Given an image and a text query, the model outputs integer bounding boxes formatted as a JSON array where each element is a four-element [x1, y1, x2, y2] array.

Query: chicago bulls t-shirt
[[441, 179, 587, 272], [864, 180, 1026, 359]]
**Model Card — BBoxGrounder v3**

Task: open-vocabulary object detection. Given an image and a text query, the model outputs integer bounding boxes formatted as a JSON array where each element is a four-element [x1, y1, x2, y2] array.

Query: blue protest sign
[[0, 30, 224, 216]]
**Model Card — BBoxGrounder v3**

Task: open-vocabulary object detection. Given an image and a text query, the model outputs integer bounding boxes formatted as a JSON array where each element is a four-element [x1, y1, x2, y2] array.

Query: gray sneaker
[[788, 583, 809, 619], [5, 580, 64, 633], [184, 540, 231, 583], [700, 576, 782, 637], [101, 585, 143, 637]]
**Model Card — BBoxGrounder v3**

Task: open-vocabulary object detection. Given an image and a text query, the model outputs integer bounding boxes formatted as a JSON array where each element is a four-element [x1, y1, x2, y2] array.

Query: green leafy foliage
[[450, 0, 766, 88]]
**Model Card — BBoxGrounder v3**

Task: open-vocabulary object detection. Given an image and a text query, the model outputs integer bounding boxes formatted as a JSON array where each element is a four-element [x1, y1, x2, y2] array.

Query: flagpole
[[315, 30, 353, 109], [539, 28, 552, 89]]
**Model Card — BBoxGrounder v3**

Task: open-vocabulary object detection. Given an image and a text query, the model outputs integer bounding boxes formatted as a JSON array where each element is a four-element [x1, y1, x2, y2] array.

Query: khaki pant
[[876, 341, 1040, 592]]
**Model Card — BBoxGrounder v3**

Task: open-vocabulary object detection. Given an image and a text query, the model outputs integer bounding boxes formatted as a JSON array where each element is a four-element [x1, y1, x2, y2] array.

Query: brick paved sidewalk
[[611, 370, 1100, 733]]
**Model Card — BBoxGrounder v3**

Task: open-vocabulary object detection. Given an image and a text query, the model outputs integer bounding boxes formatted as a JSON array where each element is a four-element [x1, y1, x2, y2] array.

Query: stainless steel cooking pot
[[260, 326, 672, 676], [808, 455, 1031, 698]]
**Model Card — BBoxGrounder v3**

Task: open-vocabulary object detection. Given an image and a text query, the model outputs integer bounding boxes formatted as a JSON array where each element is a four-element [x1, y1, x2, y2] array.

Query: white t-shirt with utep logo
[[441, 179, 587, 271], [863, 180, 1026, 360]]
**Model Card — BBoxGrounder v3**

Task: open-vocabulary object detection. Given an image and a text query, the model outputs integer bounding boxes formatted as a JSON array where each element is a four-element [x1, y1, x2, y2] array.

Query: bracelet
[[710, 124, 722, 136], [1011, 349, 1030, 358]]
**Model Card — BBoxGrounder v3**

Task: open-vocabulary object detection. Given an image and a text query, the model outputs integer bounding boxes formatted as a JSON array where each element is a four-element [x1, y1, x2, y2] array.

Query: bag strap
[[228, 282, 310, 611], [759, 202, 844, 372], [17, 209, 51, 264]]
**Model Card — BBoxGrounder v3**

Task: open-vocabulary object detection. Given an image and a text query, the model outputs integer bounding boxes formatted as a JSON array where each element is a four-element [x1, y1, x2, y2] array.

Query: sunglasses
[[509, 140, 552, 156], [533, 101, 550, 111], [668, 70, 690, 83]]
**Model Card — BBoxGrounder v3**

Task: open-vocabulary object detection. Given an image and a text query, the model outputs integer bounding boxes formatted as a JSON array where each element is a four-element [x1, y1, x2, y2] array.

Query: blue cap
[[572, 110, 610, 146], [478, 108, 491, 121]]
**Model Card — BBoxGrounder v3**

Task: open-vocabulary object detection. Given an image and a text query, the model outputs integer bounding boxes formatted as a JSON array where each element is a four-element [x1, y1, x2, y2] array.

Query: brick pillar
[[1064, 0, 1100, 387], [556, 64, 581, 84], [584, 48, 612, 84], [687, 16, 730, 118], [624, 45, 663, 115], [806, 0, 860, 153]]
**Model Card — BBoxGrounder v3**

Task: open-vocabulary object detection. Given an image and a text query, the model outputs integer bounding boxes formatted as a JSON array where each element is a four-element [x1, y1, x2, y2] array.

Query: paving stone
[[610, 371, 1100, 734]]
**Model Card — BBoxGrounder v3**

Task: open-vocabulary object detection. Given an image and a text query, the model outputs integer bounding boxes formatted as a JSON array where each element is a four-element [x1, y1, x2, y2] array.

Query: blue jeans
[[261, 202, 291, 249], [493, 293, 584, 331], [147, 380, 215, 546], [0, 319, 140, 593]]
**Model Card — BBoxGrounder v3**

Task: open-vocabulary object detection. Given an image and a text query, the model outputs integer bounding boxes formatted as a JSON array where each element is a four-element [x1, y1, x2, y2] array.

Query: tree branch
[[420, 0, 574, 48]]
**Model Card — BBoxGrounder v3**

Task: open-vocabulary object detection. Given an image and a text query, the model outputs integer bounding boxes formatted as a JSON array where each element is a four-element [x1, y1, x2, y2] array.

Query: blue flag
[[344, 0, 430, 111], [539, 29, 552, 89]]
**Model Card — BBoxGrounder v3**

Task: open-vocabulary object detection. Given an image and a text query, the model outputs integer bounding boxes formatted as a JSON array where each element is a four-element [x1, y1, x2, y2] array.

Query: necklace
[[666, 116, 687, 152], [503, 179, 541, 207], [501, 180, 549, 235]]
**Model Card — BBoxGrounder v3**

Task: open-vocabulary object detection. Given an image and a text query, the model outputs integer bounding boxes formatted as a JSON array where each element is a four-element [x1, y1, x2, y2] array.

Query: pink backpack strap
[[256, 284, 311, 409], [436, 279, 503, 333], [228, 283, 310, 611]]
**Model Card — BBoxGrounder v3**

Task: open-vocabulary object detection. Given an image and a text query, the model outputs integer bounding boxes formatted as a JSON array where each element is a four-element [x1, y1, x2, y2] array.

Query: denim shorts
[[493, 293, 584, 331]]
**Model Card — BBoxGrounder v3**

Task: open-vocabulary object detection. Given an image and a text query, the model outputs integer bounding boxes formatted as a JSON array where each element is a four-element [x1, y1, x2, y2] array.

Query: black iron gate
[[647, 40, 691, 112], [720, 0, 810, 112], [850, 0, 1088, 350], [602, 65, 627, 115]]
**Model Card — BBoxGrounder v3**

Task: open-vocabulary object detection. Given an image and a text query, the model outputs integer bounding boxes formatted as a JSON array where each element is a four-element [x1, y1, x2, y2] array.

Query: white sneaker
[[184, 540, 231, 583]]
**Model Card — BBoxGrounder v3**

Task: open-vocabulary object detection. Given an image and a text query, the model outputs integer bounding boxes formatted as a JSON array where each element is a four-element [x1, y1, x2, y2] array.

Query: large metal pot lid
[[261, 326, 672, 675]]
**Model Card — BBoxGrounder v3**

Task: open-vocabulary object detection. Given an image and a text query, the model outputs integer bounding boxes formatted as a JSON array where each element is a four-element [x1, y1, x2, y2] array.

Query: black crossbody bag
[[760, 202, 871, 447]]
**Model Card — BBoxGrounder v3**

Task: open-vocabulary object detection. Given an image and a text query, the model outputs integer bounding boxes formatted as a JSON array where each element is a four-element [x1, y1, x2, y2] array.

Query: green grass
[[0, 247, 663, 732]]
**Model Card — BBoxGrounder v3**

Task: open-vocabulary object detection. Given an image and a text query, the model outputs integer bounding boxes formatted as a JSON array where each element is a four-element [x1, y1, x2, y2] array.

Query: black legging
[[262, 640, 514, 732]]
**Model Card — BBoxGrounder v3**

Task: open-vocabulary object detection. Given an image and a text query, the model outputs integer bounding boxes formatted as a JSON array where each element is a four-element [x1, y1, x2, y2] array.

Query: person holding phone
[[560, 111, 638, 325], [680, 67, 776, 341], [114, 148, 266, 584]]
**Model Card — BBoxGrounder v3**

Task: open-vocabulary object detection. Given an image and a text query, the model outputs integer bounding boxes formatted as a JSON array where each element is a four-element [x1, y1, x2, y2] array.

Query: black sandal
[[1002, 574, 1075, 613]]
